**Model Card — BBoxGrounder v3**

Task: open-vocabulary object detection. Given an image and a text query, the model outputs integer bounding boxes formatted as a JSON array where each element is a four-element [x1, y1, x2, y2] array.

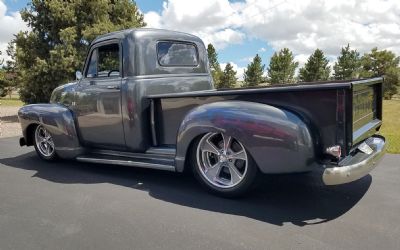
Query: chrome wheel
[[196, 132, 248, 189], [35, 125, 55, 157]]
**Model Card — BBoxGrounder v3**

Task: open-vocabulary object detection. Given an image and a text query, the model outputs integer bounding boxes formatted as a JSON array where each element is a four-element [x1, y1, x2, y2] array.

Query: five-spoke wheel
[[192, 132, 257, 197], [33, 125, 57, 161]]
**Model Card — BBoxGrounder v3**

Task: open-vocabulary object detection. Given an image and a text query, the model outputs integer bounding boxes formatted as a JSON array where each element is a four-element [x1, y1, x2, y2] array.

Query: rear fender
[[175, 101, 317, 173], [18, 104, 83, 159]]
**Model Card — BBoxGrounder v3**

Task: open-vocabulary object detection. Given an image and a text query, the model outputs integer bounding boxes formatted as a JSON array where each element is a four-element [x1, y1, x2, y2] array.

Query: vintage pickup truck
[[18, 28, 386, 197]]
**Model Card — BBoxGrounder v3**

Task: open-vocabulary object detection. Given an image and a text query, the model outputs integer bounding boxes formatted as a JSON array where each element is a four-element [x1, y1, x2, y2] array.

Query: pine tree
[[2, 43, 18, 99], [360, 48, 400, 99], [207, 44, 222, 88], [333, 44, 361, 80], [219, 63, 237, 88], [13, 0, 146, 103], [0, 51, 5, 97], [267, 48, 298, 85], [299, 49, 330, 82], [243, 54, 265, 87]]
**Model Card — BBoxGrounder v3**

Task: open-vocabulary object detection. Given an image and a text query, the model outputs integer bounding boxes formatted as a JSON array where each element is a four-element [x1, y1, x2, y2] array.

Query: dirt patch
[[0, 106, 22, 138]]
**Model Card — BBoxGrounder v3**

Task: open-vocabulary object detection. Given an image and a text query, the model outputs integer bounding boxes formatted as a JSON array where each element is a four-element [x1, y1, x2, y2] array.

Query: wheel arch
[[182, 133, 205, 173], [18, 104, 83, 159], [175, 100, 317, 173]]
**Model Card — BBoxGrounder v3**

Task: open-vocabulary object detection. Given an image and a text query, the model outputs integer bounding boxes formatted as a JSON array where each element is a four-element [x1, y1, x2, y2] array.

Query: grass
[[0, 97, 24, 107], [381, 100, 400, 154]]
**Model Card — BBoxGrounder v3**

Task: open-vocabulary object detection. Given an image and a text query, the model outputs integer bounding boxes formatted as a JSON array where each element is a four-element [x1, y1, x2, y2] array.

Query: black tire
[[190, 133, 258, 198], [32, 125, 58, 161]]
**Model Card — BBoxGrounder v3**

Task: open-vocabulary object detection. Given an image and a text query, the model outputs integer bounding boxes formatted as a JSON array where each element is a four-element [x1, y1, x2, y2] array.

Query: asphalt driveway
[[0, 136, 399, 250]]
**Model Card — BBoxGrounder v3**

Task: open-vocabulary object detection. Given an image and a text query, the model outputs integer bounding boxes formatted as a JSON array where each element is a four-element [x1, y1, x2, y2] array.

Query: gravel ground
[[0, 106, 22, 138]]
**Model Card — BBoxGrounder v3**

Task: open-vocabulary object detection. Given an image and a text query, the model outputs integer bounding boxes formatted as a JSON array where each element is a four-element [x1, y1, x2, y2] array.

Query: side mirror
[[76, 71, 82, 80]]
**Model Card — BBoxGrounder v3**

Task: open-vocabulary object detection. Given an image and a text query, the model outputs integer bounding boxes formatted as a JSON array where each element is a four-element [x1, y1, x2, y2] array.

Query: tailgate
[[351, 78, 383, 146]]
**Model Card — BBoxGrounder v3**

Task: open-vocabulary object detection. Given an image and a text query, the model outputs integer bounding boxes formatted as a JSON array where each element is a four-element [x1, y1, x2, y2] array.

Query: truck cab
[[54, 29, 213, 151]]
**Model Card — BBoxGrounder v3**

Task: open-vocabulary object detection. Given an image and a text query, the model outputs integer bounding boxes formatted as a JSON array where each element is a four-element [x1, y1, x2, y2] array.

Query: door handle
[[106, 85, 120, 90]]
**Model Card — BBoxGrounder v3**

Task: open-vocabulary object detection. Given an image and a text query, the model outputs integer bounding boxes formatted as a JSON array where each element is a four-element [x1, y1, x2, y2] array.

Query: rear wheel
[[33, 125, 57, 161], [191, 132, 257, 197]]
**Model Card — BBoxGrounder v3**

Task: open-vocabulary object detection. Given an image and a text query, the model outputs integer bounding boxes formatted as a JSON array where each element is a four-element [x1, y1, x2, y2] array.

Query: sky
[[1, 0, 400, 79]]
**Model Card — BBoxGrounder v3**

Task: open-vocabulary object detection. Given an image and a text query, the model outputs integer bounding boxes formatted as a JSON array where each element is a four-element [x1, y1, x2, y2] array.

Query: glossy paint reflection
[[18, 104, 83, 158], [175, 101, 316, 173]]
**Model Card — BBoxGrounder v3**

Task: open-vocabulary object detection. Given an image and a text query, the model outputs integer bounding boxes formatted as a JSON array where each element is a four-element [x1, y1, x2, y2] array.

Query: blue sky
[[1, 0, 399, 79], [3, 0, 25, 13]]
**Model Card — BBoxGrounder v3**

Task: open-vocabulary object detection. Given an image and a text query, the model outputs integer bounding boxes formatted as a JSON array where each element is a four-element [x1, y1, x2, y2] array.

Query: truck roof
[[91, 28, 204, 45], [90, 28, 209, 77]]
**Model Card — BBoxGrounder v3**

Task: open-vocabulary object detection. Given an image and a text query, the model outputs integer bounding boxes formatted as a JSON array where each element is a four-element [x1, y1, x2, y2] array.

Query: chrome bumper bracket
[[322, 135, 386, 185]]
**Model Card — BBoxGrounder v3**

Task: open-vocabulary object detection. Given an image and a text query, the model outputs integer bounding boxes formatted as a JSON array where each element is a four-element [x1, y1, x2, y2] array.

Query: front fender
[[175, 101, 317, 173], [18, 104, 83, 159]]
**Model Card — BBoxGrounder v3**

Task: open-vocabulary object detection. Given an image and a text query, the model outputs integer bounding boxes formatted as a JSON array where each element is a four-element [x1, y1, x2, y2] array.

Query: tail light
[[326, 145, 341, 159]]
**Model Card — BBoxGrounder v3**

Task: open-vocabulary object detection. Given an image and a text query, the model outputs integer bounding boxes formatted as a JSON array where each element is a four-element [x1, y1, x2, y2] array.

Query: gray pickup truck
[[18, 28, 386, 197]]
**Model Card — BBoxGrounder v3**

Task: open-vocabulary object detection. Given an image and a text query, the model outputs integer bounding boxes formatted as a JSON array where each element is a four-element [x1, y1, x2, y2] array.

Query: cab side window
[[85, 43, 120, 78]]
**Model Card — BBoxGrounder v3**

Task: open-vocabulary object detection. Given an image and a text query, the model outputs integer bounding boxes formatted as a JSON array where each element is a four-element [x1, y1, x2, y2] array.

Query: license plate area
[[358, 141, 373, 155]]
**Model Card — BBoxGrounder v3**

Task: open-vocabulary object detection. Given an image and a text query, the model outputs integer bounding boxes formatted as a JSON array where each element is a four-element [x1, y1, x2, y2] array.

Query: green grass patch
[[381, 100, 400, 154], [0, 97, 24, 107]]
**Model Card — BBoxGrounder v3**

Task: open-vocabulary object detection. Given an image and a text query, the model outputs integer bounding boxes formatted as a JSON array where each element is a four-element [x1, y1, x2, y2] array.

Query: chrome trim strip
[[146, 83, 352, 99], [352, 119, 381, 146], [131, 73, 210, 79], [76, 156, 176, 172], [150, 100, 157, 146], [353, 111, 375, 125], [323, 135, 386, 185], [351, 77, 383, 87], [90, 149, 175, 161]]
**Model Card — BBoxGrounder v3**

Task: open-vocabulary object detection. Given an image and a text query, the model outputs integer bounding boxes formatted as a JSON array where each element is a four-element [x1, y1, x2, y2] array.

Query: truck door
[[74, 41, 125, 149]]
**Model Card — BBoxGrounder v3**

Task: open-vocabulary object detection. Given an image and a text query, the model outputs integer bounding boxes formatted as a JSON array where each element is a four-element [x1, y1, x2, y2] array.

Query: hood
[[50, 81, 78, 105]]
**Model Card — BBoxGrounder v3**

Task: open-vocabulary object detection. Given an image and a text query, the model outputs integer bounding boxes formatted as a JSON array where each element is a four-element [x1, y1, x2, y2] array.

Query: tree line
[[208, 44, 400, 99], [0, 0, 399, 102], [0, 45, 16, 99]]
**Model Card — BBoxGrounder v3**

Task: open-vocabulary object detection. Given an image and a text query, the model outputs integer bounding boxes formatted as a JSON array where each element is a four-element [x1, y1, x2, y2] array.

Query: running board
[[146, 147, 176, 156], [90, 148, 175, 161], [76, 154, 176, 172]]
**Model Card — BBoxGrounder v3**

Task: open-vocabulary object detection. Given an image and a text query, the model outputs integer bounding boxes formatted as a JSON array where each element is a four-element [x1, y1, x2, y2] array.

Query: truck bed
[[147, 78, 383, 159]]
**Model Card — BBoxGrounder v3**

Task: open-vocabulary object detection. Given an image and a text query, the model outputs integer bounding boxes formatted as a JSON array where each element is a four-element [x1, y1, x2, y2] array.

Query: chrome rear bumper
[[322, 135, 386, 185]]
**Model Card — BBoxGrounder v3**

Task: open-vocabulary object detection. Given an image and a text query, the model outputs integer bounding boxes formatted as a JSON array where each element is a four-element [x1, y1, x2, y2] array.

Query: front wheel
[[191, 132, 258, 197], [33, 125, 58, 161]]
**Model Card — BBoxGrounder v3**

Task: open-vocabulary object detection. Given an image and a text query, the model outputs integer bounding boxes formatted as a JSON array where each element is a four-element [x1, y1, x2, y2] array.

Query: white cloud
[[239, 56, 254, 62], [144, 11, 162, 28], [0, 1, 29, 62], [198, 28, 245, 49], [294, 54, 309, 70], [143, 0, 245, 49], [240, 0, 400, 57], [258, 47, 267, 52], [144, 0, 400, 65]]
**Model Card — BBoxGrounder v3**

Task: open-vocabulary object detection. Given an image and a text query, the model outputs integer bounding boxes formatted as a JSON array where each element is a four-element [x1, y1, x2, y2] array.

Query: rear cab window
[[157, 41, 199, 67]]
